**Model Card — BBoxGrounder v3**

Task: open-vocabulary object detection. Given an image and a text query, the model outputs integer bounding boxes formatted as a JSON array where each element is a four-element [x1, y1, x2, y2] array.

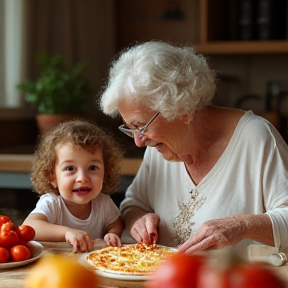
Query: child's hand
[[104, 233, 121, 247], [65, 229, 94, 252]]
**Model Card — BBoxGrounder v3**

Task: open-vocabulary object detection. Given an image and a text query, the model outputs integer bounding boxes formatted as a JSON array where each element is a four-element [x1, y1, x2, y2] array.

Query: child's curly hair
[[31, 119, 123, 196]]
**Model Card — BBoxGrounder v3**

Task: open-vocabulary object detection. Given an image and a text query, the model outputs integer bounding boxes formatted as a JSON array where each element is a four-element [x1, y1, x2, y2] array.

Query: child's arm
[[23, 213, 94, 252], [104, 216, 124, 246]]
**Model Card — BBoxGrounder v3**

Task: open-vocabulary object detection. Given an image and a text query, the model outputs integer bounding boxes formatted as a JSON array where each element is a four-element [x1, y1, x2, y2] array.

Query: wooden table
[[2, 242, 288, 288], [0, 241, 145, 288], [1, 242, 288, 288]]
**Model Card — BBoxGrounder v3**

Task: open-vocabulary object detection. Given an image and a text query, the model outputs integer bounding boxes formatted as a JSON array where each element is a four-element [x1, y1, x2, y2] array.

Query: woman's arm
[[178, 213, 273, 254]]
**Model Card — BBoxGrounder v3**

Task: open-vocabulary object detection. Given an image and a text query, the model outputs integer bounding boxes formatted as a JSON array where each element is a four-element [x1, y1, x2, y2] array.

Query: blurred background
[[0, 0, 287, 219]]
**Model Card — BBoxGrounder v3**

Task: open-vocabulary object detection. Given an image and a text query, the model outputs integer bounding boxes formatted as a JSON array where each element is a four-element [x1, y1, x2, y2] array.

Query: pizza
[[86, 242, 177, 275]]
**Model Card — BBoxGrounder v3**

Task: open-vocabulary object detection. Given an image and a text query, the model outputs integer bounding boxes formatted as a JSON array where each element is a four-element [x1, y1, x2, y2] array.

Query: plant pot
[[36, 114, 77, 134]]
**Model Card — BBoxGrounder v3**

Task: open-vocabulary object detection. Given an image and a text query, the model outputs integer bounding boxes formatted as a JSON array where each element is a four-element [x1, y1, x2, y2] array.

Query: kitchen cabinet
[[191, 0, 288, 121], [194, 0, 288, 55], [116, 0, 288, 117], [116, 0, 288, 54]]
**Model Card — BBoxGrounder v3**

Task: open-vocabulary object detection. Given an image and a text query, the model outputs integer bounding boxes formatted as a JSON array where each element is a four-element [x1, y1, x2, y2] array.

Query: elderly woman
[[100, 41, 288, 257]]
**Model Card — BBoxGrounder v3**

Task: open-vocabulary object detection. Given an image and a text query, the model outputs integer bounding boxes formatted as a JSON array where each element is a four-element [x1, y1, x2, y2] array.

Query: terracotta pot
[[36, 114, 77, 134]]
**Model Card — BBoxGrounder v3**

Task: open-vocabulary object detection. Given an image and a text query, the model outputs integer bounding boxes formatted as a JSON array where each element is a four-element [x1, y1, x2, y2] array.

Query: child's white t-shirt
[[30, 193, 120, 239]]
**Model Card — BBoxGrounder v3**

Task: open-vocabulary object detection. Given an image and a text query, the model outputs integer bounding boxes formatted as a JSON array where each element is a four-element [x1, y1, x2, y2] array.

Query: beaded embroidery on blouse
[[172, 189, 206, 244]]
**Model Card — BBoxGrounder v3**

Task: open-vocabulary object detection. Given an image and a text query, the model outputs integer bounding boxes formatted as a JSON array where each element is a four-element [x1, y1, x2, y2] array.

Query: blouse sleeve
[[263, 132, 288, 252]]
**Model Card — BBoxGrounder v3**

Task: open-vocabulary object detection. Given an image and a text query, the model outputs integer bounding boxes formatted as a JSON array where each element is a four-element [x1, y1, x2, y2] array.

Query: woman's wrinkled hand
[[65, 229, 94, 253], [130, 213, 160, 245], [178, 215, 247, 254]]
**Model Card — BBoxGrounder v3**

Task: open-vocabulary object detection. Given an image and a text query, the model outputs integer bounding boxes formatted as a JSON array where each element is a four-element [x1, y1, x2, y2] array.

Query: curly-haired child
[[23, 119, 124, 252]]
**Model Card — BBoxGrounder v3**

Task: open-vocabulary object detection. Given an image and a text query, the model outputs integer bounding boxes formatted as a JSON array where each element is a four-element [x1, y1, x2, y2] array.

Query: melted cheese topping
[[86, 243, 177, 274]]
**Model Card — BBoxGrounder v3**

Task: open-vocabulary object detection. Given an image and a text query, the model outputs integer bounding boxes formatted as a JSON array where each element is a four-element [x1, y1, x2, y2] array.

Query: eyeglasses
[[119, 111, 160, 138]]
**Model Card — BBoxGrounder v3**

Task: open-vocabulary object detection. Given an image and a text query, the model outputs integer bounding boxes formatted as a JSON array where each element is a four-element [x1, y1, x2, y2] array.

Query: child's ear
[[50, 174, 57, 188]]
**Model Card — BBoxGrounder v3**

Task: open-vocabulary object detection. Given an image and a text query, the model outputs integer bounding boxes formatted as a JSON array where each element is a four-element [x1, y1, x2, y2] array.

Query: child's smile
[[72, 186, 92, 196], [50, 143, 105, 207]]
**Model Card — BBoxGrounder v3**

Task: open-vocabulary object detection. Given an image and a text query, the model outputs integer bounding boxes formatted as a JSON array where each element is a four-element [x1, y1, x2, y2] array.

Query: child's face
[[50, 143, 105, 205]]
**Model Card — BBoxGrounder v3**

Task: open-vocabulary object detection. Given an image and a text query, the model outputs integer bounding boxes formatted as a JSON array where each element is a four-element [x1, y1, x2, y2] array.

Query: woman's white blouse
[[120, 111, 288, 257]]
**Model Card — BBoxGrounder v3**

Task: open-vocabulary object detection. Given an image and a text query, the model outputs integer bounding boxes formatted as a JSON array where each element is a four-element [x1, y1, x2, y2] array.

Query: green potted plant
[[17, 53, 93, 133]]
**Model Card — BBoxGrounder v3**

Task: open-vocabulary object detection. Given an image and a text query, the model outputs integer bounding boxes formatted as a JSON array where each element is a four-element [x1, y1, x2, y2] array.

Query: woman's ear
[[181, 114, 191, 124], [50, 174, 57, 188]]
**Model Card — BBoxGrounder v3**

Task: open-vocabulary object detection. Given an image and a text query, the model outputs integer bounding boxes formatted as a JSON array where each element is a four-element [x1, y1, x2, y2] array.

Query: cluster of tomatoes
[[145, 253, 286, 288], [0, 215, 35, 263]]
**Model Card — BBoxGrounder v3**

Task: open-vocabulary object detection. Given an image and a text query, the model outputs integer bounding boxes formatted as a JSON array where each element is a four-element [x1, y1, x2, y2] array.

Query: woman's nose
[[134, 134, 147, 147]]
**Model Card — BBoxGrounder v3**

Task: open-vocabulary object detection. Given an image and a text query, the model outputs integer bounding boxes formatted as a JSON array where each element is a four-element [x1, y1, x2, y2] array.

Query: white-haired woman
[[100, 41, 288, 258]]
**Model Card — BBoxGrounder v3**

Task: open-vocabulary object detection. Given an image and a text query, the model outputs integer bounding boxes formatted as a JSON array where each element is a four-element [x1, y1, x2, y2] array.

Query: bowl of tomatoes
[[0, 215, 44, 268]]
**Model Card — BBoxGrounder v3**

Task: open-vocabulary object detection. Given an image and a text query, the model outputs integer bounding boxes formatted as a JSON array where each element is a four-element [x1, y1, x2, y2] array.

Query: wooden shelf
[[193, 40, 288, 55], [0, 154, 142, 176]]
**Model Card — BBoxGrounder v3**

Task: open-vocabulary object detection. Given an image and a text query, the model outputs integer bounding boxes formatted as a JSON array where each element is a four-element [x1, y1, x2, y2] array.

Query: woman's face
[[50, 143, 105, 206], [118, 99, 187, 162]]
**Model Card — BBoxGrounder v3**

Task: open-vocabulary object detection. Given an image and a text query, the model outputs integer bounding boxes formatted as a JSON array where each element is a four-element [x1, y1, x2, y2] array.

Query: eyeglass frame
[[118, 111, 160, 138]]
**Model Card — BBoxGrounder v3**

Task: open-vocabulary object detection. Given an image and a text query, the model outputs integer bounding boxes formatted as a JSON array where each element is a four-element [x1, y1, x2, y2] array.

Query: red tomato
[[0, 222, 20, 248], [196, 262, 228, 288], [227, 263, 286, 288], [197, 261, 286, 288], [16, 225, 35, 242], [145, 253, 205, 288], [2, 221, 15, 231], [0, 215, 11, 228], [0, 247, 10, 263], [10, 245, 31, 262]]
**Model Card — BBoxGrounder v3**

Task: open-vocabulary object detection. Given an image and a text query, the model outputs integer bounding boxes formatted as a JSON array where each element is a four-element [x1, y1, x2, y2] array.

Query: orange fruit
[[24, 254, 98, 288]]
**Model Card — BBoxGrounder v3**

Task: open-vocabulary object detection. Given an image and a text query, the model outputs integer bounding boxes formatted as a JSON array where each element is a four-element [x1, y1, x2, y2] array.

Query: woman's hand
[[178, 214, 273, 254], [65, 229, 94, 253], [130, 213, 160, 245]]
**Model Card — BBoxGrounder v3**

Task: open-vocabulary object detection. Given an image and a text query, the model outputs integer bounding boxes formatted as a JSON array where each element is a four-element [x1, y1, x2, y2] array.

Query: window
[[0, 0, 26, 108]]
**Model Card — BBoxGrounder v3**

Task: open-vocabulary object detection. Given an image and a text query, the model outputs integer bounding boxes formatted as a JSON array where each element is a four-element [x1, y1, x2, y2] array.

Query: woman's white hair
[[100, 41, 216, 121]]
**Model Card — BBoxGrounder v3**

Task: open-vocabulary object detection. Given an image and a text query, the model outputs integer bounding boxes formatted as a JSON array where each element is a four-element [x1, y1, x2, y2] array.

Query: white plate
[[0, 241, 44, 269], [78, 253, 150, 281], [95, 268, 149, 281], [78, 244, 178, 281]]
